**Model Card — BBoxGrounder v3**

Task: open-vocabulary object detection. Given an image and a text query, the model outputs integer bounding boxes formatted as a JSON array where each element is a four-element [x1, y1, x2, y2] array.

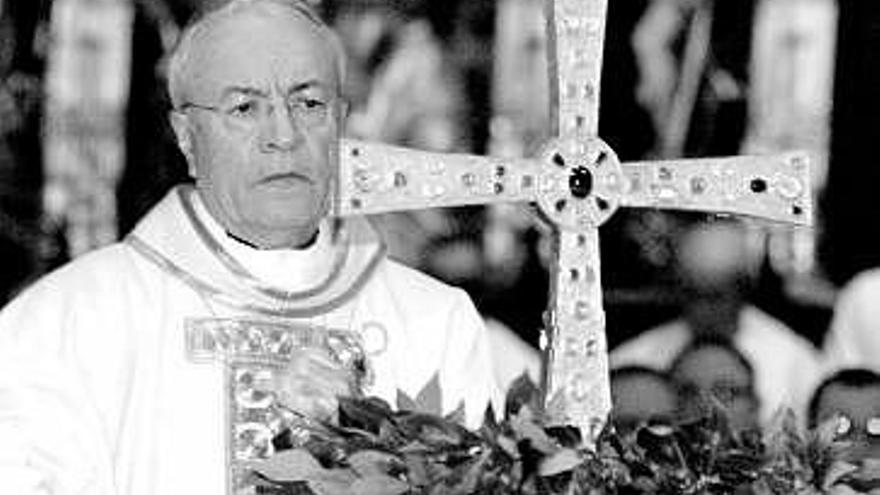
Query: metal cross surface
[[337, 0, 813, 442]]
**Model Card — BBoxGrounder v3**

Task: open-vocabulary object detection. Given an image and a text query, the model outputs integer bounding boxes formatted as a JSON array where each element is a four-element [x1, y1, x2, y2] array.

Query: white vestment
[[610, 305, 821, 425], [823, 268, 880, 374], [0, 186, 499, 495]]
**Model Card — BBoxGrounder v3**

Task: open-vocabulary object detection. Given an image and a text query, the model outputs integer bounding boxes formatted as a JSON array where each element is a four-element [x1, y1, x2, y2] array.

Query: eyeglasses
[[179, 92, 336, 132], [828, 414, 880, 439]]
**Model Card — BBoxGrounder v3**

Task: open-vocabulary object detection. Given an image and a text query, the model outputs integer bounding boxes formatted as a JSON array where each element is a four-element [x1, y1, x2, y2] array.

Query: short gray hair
[[166, 0, 347, 109]]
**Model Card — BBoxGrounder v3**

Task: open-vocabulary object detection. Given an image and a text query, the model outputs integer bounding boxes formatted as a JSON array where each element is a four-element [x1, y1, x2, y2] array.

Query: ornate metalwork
[[332, 0, 813, 444], [185, 318, 369, 493]]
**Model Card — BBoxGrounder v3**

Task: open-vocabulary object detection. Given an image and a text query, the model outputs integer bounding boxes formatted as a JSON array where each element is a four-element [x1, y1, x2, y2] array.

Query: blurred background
[[0, 0, 869, 356]]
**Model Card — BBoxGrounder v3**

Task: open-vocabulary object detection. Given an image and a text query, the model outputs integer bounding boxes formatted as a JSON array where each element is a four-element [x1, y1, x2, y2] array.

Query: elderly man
[[0, 1, 499, 493]]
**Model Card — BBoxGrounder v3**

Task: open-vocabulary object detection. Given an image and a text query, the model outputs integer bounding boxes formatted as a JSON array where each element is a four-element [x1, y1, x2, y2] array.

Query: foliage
[[247, 374, 879, 495]]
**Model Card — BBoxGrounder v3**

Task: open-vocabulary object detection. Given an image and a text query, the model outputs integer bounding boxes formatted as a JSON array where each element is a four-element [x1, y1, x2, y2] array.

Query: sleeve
[[0, 285, 116, 495], [438, 289, 504, 429], [823, 272, 880, 373]]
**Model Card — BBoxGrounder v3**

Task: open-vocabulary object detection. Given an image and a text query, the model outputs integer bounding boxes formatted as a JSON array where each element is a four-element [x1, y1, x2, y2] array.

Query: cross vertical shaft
[[540, 0, 612, 439]]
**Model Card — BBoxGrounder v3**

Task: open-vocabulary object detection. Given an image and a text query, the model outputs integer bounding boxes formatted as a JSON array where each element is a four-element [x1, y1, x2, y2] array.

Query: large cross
[[332, 0, 812, 442]]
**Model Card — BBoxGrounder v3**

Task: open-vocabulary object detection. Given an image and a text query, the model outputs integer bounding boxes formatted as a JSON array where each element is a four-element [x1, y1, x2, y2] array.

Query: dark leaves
[[248, 374, 870, 494]]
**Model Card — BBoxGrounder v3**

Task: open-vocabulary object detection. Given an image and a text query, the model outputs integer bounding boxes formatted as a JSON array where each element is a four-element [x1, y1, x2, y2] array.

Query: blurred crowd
[[0, 0, 877, 464]]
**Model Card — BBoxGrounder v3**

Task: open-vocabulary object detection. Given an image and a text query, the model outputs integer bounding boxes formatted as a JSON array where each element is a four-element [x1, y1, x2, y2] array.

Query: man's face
[[816, 384, 880, 461], [672, 346, 759, 430], [174, 8, 344, 247]]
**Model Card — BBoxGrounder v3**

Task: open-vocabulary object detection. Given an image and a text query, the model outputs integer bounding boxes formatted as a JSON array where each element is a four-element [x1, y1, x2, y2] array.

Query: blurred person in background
[[632, 0, 755, 159], [328, 0, 468, 269], [610, 365, 678, 436], [668, 336, 760, 430], [808, 368, 880, 464], [612, 219, 821, 425]]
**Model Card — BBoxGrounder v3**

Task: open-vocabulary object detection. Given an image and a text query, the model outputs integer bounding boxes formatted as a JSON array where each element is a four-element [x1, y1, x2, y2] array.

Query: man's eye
[[228, 101, 259, 116], [293, 98, 327, 111]]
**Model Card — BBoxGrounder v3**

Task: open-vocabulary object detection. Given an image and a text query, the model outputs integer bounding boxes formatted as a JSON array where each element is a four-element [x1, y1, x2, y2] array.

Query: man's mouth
[[259, 172, 312, 188]]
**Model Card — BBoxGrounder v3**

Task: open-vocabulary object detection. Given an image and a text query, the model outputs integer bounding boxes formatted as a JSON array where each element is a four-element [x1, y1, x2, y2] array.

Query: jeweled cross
[[332, 0, 812, 442]]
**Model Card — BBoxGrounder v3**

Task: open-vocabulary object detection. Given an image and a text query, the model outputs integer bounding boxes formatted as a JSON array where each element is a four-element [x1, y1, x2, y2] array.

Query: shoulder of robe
[[372, 257, 473, 312], [740, 305, 819, 357], [836, 268, 880, 309], [0, 242, 151, 340]]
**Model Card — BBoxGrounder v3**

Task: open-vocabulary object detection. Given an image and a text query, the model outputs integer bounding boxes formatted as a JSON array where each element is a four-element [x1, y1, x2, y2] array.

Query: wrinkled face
[[672, 346, 759, 430], [173, 8, 345, 247], [815, 384, 880, 462]]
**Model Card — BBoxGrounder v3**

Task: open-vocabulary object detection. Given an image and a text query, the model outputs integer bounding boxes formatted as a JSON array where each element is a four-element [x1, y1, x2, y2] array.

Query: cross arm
[[619, 151, 813, 226], [333, 138, 544, 216], [546, 0, 607, 137]]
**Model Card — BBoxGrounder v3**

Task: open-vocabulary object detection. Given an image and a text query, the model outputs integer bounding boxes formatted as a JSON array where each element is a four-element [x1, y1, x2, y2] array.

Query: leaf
[[415, 373, 443, 415], [449, 447, 493, 493], [349, 474, 410, 495], [504, 371, 542, 419], [347, 450, 401, 477], [509, 407, 557, 455], [251, 449, 323, 482], [444, 400, 466, 425], [538, 448, 583, 477], [395, 412, 475, 447], [396, 374, 444, 416], [396, 390, 418, 413], [338, 396, 395, 434], [306, 468, 358, 495]]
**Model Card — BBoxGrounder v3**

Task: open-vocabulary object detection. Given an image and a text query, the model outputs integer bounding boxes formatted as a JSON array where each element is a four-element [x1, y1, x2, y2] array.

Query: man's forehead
[[822, 384, 880, 412], [185, 5, 338, 98]]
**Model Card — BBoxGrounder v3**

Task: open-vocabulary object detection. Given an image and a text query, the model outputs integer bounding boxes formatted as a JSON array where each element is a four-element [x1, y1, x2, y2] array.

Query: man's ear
[[170, 110, 197, 177]]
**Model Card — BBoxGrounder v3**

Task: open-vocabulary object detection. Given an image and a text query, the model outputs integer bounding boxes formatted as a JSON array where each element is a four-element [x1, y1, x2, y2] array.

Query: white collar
[[190, 191, 338, 293]]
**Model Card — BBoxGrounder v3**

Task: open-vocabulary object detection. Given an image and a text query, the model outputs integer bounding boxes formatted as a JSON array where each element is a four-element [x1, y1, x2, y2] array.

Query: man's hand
[[274, 348, 355, 423]]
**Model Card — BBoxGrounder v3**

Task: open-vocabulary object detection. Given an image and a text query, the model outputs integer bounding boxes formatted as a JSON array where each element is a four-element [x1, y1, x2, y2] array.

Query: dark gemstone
[[555, 199, 567, 212], [569, 166, 593, 199], [351, 147, 360, 157], [553, 153, 566, 167], [792, 205, 803, 216], [750, 178, 768, 193], [596, 197, 609, 211]]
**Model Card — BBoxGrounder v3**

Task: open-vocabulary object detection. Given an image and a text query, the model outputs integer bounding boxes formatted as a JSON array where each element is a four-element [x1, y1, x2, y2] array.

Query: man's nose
[[260, 104, 302, 151]]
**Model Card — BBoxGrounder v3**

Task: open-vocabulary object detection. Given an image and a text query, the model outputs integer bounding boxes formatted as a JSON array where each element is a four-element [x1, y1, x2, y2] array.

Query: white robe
[[0, 186, 499, 495], [823, 268, 880, 374]]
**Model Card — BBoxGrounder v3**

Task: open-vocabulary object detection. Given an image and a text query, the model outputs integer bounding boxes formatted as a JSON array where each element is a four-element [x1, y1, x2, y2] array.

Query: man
[[611, 220, 820, 425], [823, 268, 880, 373], [0, 1, 499, 493], [668, 337, 760, 431], [808, 368, 880, 463]]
